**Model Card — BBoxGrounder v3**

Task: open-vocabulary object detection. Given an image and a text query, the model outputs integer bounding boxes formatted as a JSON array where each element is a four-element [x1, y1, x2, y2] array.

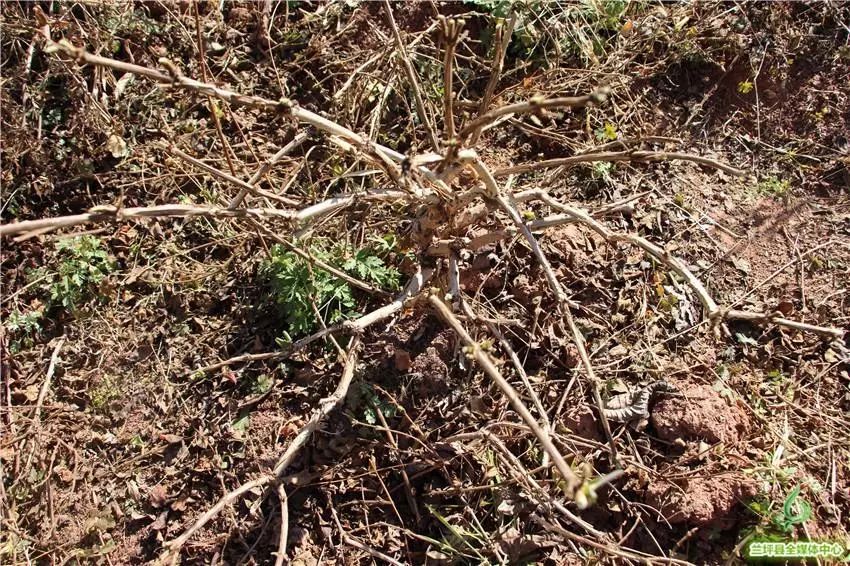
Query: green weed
[[262, 240, 400, 336], [757, 176, 791, 198], [30, 235, 116, 312], [3, 309, 44, 352], [89, 375, 121, 411]]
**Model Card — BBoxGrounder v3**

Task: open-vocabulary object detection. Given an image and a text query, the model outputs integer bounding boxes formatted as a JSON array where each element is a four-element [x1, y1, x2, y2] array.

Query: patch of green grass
[[262, 240, 401, 337], [89, 375, 122, 411], [471, 0, 633, 64]]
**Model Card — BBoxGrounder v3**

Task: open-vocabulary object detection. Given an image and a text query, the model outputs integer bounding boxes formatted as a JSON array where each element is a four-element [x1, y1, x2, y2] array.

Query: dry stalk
[[468, 14, 516, 145], [459, 89, 611, 142], [229, 132, 309, 208], [533, 514, 697, 566], [383, 0, 440, 151], [438, 16, 465, 141], [274, 484, 288, 566], [33, 22, 438, 183], [0, 205, 296, 239], [162, 335, 362, 562], [452, 285, 553, 467], [192, 0, 238, 179], [33, 337, 64, 425], [428, 294, 580, 494], [0, 189, 412, 240]]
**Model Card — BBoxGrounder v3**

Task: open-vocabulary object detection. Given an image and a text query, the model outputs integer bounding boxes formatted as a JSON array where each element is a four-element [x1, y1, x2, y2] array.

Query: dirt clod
[[652, 384, 750, 444], [644, 474, 758, 526]]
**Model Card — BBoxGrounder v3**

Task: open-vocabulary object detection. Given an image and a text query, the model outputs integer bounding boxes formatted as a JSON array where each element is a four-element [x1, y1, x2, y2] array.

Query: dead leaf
[[23, 385, 39, 402], [775, 300, 794, 316], [148, 484, 169, 508], [106, 133, 129, 158], [394, 348, 411, 371], [731, 257, 751, 274]]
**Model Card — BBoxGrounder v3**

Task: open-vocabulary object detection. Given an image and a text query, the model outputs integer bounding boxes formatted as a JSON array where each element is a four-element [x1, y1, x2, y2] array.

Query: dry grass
[[1, 1, 848, 564]]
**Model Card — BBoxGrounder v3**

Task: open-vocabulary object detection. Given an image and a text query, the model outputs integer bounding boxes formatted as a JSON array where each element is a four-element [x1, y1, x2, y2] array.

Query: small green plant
[[31, 235, 116, 311], [359, 383, 398, 425], [757, 176, 791, 198], [594, 121, 618, 142], [738, 80, 754, 94], [262, 240, 400, 336], [591, 161, 615, 181], [467, 0, 514, 18], [4, 309, 44, 352], [89, 375, 121, 411]]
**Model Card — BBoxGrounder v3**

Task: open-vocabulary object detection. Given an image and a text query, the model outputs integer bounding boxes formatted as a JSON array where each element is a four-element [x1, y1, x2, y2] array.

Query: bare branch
[[0, 205, 296, 239], [438, 16, 465, 140], [459, 89, 610, 142], [428, 294, 580, 494], [383, 1, 440, 151], [468, 14, 516, 145], [491, 191, 620, 464], [229, 132, 309, 208]]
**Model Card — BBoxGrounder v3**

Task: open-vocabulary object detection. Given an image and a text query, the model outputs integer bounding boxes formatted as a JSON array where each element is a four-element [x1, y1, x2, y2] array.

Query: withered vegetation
[[1, 2, 848, 564]]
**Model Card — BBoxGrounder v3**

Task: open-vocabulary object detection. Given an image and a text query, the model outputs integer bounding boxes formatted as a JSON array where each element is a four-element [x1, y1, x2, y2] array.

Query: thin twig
[[229, 132, 309, 208], [33, 337, 64, 425], [529, 191, 844, 338], [192, 0, 238, 179], [428, 294, 580, 494], [169, 145, 297, 207], [383, 1, 440, 151], [449, 429, 606, 538], [459, 89, 610, 142], [274, 484, 288, 566], [490, 190, 620, 465], [533, 514, 697, 566]]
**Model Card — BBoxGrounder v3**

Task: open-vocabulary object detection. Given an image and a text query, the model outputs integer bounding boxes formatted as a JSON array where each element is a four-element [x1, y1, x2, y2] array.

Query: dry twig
[[428, 294, 581, 494]]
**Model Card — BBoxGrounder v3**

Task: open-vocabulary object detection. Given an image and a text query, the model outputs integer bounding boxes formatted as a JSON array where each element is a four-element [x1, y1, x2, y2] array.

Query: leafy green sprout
[[4, 309, 44, 352], [756, 176, 791, 198], [26, 235, 116, 313], [262, 240, 401, 337]]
